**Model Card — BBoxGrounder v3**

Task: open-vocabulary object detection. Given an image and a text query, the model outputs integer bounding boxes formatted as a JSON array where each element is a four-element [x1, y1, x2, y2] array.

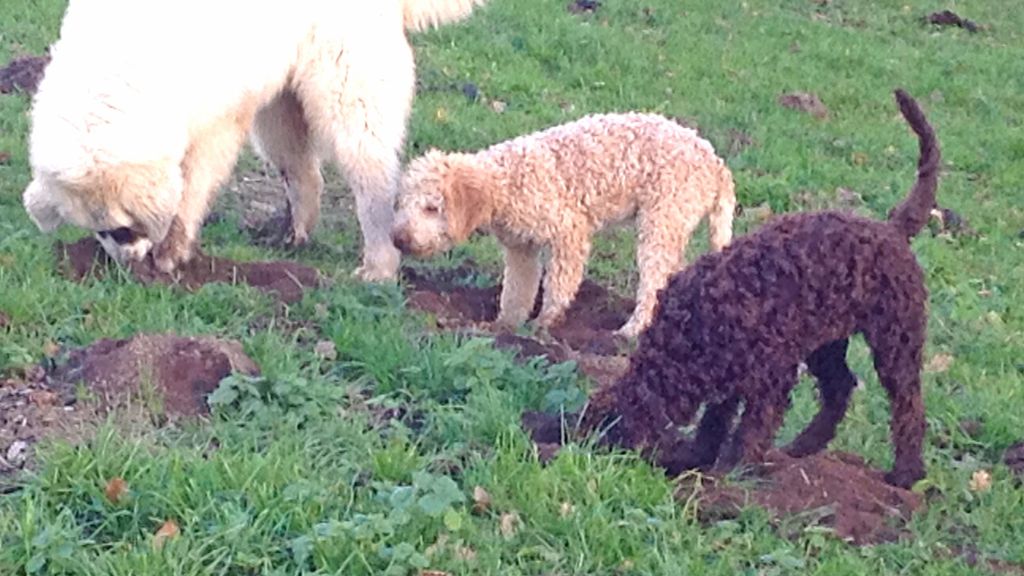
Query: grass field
[[2, 0, 1024, 574]]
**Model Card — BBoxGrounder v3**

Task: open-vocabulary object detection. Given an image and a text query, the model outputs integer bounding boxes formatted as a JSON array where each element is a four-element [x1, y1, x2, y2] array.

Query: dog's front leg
[[534, 234, 591, 330], [494, 242, 542, 330]]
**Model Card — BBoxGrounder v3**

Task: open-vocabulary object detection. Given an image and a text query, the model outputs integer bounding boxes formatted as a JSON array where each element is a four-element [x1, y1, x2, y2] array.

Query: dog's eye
[[98, 227, 139, 245], [424, 205, 440, 215]]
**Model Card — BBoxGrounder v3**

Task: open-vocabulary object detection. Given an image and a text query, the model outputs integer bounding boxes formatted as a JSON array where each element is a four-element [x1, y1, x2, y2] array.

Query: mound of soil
[[55, 237, 320, 304], [47, 333, 259, 419], [778, 92, 829, 119], [402, 264, 634, 356], [685, 450, 921, 545], [927, 10, 979, 32], [0, 54, 49, 95], [1, 334, 257, 482], [1005, 442, 1024, 477]]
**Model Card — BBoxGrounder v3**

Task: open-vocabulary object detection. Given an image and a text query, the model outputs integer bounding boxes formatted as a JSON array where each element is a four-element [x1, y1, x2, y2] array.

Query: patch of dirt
[[47, 333, 259, 419], [568, 0, 601, 14], [1, 334, 257, 483], [928, 207, 977, 238], [0, 150, 10, 165], [1004, 442, 1024, 477], [683, 450, 922, 545], [402, 264, 634, 356], [927, 10, 980, 32], [726, 129, 756, 156], [55, 237, 320, 304], [0, 53, 49, 95], [778, 92, 829, 119]]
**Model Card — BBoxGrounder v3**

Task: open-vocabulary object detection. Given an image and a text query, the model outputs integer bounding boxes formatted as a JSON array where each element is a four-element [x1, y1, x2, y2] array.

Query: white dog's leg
[[296, 36, 413, 282], [252, 91, 324, 245], [153, 108, 252, 272], [617, 210, 699, 338], [495, 242, 542, 329], [534, 232, 591, 331]]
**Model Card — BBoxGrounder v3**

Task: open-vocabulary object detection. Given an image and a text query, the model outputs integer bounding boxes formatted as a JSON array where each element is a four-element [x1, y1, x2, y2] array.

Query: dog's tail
[[887, 89, 941, 240], [403, 0, 486, 32], [708, 164, 736, 251]]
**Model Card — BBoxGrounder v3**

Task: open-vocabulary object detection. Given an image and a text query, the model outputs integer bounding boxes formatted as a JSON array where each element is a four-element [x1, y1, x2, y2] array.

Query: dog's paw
[[884, 467, 925, 490], [353, 263, 399, 283]]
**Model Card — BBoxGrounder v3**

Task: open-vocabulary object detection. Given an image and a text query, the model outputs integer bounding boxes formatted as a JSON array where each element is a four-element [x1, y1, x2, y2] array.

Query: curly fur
[[23, 0, 486, 280], [576, 90, 940, 489], [392, 113, 736, 337]]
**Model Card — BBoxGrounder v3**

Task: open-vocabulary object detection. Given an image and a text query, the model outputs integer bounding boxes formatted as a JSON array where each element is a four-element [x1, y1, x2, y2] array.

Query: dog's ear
[[442, 162, 494, 244], [23, 178, 64, 232]]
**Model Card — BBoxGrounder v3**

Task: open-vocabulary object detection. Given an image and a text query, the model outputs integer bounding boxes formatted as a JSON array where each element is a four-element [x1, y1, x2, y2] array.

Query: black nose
[[391, 229, 409, 252]]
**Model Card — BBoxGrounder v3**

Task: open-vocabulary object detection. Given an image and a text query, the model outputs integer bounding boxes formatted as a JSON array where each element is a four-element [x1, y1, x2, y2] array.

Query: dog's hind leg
[[783, 338, 858, 457], [617, 207, 700, 338], [252, 90, 324, 245], [863, 312, 927, 489]]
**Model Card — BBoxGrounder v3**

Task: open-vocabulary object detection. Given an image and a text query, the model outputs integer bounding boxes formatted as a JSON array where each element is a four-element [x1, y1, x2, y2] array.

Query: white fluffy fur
[[24, 0, 486, 279]]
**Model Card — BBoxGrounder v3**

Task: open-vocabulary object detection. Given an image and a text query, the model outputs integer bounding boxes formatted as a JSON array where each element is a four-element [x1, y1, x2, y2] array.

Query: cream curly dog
[[391, 113, 736, 337], [23, 0, 486, 281]]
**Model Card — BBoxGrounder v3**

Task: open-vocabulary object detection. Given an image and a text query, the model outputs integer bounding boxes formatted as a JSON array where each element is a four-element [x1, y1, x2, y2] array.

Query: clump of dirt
[[927, 10, 980, 32], [685, 450, 922, 545], [402, 264, 633, 356], [1004, 442, 1024, 477], [55, 237, 320, 304], [46, 333, 260, 419], [778, 92, 829, 119], [0, 53, 49, 95], [568, 0, 601, 14]]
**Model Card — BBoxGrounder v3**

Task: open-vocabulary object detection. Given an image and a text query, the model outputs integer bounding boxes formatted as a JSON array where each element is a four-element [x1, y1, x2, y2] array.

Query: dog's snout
[[391, 228, 410, 252]]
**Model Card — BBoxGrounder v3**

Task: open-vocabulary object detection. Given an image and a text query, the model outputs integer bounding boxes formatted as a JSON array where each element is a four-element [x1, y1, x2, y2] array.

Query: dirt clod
[[0, 54, 50, 95], [55, 237, 320, 304], [778, 92, 829, 119], [684, 450, 922, 545], [568, 0, 601, 14], [927, 10, 979, 32], [1004, 442, 1024, 477]]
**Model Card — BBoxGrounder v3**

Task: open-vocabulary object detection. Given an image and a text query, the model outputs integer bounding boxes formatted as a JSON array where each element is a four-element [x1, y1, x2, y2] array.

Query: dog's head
[[23, 168, 179, 264], [391, 150, 494, 257]]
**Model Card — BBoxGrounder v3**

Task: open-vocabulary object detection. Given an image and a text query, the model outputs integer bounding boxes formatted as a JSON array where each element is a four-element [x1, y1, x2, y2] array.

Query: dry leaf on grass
[[153, 520, 180, 550], [969, 470, 992, 493], [104, 477, 129, 505], [499, 512, 521, 539], [472, 486, 491, 514], [925, 353, 954, 374]]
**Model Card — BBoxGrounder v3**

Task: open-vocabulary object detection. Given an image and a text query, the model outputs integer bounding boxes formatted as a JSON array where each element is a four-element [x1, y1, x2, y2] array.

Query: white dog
[[22, 0, 486, 280]]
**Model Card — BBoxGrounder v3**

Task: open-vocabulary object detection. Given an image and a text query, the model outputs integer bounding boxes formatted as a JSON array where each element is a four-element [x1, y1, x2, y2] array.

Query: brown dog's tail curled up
[[887, 89, 941, 239]]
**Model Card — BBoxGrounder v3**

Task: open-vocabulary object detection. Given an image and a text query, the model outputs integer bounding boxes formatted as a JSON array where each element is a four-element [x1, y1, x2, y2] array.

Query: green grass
[[2, 0, 1024, 573]]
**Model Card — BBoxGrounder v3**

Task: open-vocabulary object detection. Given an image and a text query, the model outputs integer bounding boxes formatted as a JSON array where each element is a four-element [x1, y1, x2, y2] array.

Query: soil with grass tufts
[[55, 237, 320, 304], [521, 419, 923, 546], [0, 53, 49, 95], [402, 263, 633, 356], [684, 449, 921, 545], [1, 334, 257, 484]]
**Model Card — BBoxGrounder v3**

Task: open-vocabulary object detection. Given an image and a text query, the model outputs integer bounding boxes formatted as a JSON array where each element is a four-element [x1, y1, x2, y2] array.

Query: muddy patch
[[47, 333, 259, 419], [1, 334, 257, 482], [0, 53, 49, 95], [402, 264, 633, 356], [55, 237, 320, 304], [568, 0, 601, 15], [1004, 442, 1024, 478], [927, 10, 980, 32], [778, 92, 829, 119], [686, 450, 921, 545]]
